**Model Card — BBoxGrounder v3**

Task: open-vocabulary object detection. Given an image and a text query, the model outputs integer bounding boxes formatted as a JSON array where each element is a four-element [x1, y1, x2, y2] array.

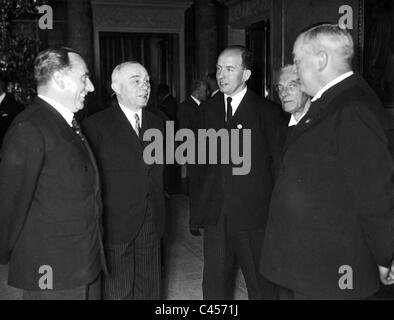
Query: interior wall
[[282, 0, 362, 67]]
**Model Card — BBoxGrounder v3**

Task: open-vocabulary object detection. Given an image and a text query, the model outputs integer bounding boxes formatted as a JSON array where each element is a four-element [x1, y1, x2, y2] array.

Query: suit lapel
[[113, 105, 144, 152], [281, 75, 359, 154], [227, 89, 257, 130]]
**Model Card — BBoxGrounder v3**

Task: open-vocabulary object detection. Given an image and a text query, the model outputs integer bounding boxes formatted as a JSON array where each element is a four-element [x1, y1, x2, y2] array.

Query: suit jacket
[[0, 97, 104, 290], [261, 73, 394, 299], [83, 105, 165, 245], [189, 89, 284, 231], [0, 93, 24, 147], [177, 96, 200, 132]]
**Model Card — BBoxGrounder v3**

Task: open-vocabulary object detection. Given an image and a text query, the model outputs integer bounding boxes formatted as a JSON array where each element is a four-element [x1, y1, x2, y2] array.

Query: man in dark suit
[[0, 74, 24, 148], [83, 61, 165, 300], [0, 47, 104, 299], [177, 79, 208, 132], [157, 83, 178, 123], [261, 24, 394, 299], [190, 45, 282, 299], [205, 73, 220, 98]]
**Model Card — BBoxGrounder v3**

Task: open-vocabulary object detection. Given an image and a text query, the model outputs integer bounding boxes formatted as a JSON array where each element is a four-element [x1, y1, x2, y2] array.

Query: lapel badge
[[237, 124, 242, 129], [305, 118, 311, 124]]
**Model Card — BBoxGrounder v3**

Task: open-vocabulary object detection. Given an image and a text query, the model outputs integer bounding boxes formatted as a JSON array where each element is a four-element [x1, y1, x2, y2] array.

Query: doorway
[[245, 20, 271, 98], [98, 32, 179, 110]]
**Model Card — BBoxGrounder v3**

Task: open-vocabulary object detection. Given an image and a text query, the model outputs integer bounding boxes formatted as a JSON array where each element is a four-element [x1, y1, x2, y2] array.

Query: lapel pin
[[305, 119, 311, 124], [237, 124, 242, 129]]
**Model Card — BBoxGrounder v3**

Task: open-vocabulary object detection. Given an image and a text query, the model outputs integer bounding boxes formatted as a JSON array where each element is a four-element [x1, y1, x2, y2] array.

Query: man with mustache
[[83, 62, 165, 300]]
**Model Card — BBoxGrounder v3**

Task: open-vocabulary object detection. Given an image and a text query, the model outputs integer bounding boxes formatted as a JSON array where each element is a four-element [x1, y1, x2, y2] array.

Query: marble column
[[194, 0, 218, 79], [66, 0, 93, 72]]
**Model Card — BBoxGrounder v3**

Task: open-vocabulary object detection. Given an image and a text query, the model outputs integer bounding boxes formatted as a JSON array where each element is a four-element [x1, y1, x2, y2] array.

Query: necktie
[[134, 113, 141, 137], [71, 116, 85, 141], [226, 97, 233, 124]]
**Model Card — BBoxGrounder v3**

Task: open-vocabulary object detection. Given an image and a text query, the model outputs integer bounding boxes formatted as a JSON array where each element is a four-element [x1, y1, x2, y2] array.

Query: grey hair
[[300, 24, 354, 69]]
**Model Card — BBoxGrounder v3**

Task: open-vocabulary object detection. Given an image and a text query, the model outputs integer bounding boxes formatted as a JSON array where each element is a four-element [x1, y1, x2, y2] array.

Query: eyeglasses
[[275, 81, 301, 95]]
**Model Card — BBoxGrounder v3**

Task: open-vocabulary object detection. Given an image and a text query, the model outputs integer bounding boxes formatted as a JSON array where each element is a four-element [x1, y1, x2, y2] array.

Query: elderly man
[[191, 45, 282, 300], [83, 62, 165, 300], [0, 47, 104, 300], [261, 24, 394, 299], [275, 64, 311, 126]]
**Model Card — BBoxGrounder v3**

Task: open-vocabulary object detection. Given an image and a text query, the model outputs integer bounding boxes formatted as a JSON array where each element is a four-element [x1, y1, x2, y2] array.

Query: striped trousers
[[102, 206, 161, 300]]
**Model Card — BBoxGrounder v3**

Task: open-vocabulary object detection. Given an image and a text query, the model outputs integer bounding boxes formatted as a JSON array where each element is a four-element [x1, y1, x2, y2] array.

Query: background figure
[[177, 79, 208, 205], [157, 83, 180, 195], [83, 62, 165, 300], [205, 72, 220, 98], [261, 24, 394, 299], [274, 64, 311, 126], [0, 74, 24, 149], [190, 45, 282, 300], [0, 47, 104, 300], [177, 79, 208, 132], [157, 83, 178, 124]]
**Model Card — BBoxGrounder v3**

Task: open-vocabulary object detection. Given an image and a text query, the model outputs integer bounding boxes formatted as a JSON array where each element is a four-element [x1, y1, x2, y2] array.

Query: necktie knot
[[226, 97, 233, 123]]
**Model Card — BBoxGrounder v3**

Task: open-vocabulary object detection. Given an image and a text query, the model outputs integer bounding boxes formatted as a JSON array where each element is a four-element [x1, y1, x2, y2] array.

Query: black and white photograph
[[1, 0, 394, 307]]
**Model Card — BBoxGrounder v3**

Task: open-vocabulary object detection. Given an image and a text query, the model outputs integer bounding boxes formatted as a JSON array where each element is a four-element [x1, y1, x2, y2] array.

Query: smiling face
[[111, 63, 150, 111], [216, 49, 251, 96], [277, 69, 308, 115], [62, 53, 94, 113]]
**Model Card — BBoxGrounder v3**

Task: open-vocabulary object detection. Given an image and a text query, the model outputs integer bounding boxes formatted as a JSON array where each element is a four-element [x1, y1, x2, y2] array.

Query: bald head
[[111, 61, 150, 111]]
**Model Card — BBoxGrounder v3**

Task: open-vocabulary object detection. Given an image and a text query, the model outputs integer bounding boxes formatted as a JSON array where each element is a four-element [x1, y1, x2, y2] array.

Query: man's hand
[[189, 226, 201, 237], [378, 265, 394, 285]]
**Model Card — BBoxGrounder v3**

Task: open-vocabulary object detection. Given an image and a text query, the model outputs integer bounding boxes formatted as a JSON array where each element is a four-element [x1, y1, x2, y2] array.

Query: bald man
[[83, 62, 165, 300], [261, 24, 394, 299]]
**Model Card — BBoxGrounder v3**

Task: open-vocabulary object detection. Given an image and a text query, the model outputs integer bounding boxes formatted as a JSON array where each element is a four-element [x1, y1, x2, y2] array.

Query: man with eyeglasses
[[261, 24, 394, 299], [83, 62, 165, 300], [189, 45, 283, 299], [275, 64, 311, 126]]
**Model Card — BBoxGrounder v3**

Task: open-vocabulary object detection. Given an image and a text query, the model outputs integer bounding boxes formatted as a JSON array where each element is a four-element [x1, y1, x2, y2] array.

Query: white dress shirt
[[311, 71, 354, 102], [0, 92, 6, 105], [288, 99, 312, 127], [119, 103, 142, 135], [38, 94, 74, 126], [224, 86, 247, 117], [191, 95, 201, 106]]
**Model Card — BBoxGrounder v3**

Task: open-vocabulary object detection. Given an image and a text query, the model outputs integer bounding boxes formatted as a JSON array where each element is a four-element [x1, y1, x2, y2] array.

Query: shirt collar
[[190, 95, 201, 106], [224, 86, 247, 114], [119, 103, 143, 128], [38, 94, 74, 126], [311, 71, 354, 102], [0, 92, 6, 104], [288, 99, 311, 127]]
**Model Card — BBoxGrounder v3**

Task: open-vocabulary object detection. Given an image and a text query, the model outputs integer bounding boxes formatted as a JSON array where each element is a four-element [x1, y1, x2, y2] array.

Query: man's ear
[[52, 71, 65, 90], [316, 51, 328, 71], [111, 82, 120, 94], [243, 69, 252, 82]]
